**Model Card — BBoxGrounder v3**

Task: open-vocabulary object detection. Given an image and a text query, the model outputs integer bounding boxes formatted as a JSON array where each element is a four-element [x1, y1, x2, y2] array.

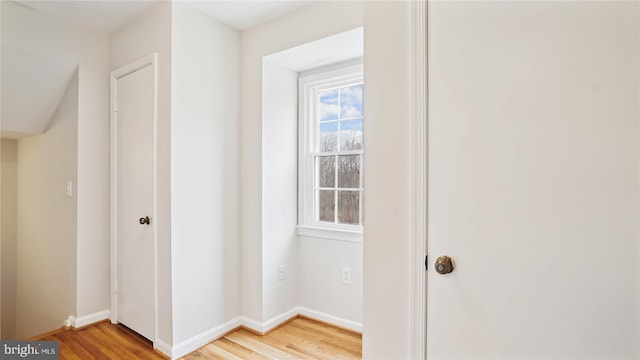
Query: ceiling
[[14, 0, 317, 33], [187, 1, 316, 31]]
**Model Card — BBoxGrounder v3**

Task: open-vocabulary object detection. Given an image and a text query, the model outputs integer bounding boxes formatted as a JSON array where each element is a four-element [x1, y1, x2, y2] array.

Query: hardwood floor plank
[[258, 328, 338, 360], [272, 321, 361, 359], [198, 344, 246, 360], [87, 326, 136, 358], [206, 337, 270, 360], [96, 323, 163, 360], [243, 330, 317, 360], [224, 331, 301, 360], [76, 328, 118, 358], [294, 317, 361, 343], [50, 332, 96, 360], [287, 318, 362, 347], [274, 335, 354, 360], [83, 327, 140, 359]]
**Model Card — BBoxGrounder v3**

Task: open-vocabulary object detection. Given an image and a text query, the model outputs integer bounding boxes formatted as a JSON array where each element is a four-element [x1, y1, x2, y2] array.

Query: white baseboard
[[240, 307, 299, 334], [154, 338, 173, 358], [297, 306, 362, 333], [65, 309, 111, 329], [167, 317, 242, 359], [238, 316, 263, 333], [241, 306, 362, 334], [264, 307, 299, 333], [151, 308, 362, 359]]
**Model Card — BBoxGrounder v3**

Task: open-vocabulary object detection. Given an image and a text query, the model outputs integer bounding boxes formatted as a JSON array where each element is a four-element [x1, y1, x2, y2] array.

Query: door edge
[[410, 1, 428, 359]]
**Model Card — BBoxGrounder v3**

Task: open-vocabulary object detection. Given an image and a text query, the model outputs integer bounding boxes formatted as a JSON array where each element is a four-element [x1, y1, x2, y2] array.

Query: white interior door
[[427, 1, 639, 358], [113, 61, 155, 341]]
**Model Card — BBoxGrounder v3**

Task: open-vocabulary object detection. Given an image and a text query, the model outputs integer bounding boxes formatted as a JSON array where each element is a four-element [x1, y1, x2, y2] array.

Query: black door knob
[[139, 216, 150, 225]]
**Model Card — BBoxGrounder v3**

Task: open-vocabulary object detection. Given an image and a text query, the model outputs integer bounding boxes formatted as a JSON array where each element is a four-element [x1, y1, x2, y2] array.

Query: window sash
[[311, 151, 364, 226], [298, 62, 364, 238]]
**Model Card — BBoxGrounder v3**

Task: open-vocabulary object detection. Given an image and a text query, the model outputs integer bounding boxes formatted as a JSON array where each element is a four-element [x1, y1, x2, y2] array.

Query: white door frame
[[410, 1, 428, 359], [110, 53, 159, 345]]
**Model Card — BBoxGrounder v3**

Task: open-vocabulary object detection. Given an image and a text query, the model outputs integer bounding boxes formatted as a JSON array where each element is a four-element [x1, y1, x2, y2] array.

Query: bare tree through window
[[315, 83, 363, 225]]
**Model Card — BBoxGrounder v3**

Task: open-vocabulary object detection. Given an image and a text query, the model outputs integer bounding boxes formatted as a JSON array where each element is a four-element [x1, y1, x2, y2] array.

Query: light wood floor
[[40, 321, 164, 360], [185, 317, 361, 360], [37, 317, 362, 360]]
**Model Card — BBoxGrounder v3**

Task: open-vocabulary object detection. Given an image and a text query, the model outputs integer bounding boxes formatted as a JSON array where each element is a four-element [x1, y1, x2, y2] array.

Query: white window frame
[[297, 62, 364, 242]]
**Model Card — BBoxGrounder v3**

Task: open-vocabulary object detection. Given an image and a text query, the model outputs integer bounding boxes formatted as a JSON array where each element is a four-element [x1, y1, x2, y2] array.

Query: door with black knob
[[112, 56, 155, 342]]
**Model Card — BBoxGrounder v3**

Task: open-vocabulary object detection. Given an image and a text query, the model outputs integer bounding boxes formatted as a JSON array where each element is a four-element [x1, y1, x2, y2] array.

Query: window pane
[[316, 156, 335, 188], [318, 190, 335, 223], [319, 89, 339, 121], [338, 191, 360, 225], [319, 122, 338, 152], [340, 119, 362, 151], [340, 84, 363, 119], [338, 155, 360, 189]]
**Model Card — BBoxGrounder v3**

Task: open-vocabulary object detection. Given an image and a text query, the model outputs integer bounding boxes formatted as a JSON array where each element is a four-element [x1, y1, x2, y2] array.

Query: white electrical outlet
[[342, 267, 352, 284], [279, 265, 286, 280]]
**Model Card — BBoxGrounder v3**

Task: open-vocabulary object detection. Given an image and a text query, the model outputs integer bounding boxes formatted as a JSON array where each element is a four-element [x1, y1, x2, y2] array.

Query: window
[[298, 63, 364, 241]]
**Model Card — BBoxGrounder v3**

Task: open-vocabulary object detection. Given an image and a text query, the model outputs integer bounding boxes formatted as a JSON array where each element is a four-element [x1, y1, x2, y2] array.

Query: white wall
[[170, 1, 240, 345], [240, 0, 364, 325], [1, 139, 17, 339], [298, 236, 363, 323], [110, 1, 173, 345], [2, 0, 111, 325], [362, 1, 412, 358], [75, 26, 110, 322], [16, 71, 79, 339], [261, 60, 298, 321]]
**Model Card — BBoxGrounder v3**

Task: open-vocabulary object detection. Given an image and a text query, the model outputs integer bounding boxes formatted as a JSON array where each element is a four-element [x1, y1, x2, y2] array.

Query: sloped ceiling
[[1, 44, 77, 139]]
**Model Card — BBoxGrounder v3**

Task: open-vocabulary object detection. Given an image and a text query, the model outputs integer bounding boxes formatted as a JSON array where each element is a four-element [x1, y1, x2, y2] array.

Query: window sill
[[297, 225, 363, 243]]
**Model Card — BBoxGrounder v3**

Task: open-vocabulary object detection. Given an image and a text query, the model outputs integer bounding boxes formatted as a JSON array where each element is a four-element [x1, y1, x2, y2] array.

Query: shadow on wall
[[1, 69, 79, 340]]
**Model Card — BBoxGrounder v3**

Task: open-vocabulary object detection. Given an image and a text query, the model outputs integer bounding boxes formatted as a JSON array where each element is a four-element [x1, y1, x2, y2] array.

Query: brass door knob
[[435, 255, 454, 274], [139, 216, 150, 225]]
